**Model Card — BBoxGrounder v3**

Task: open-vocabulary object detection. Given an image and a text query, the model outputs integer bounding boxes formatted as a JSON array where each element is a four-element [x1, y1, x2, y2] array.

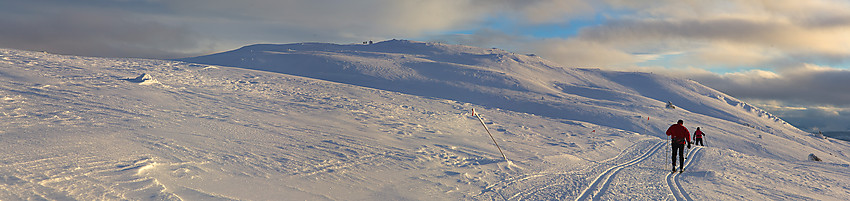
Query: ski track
[[573, 140, 666, 201], [478, 139, 657, 200], [666, 146, 702, 201]]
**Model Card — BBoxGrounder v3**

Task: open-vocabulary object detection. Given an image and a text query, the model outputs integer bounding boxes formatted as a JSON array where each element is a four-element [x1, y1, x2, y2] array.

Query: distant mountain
[[180, 40, 791, 137]]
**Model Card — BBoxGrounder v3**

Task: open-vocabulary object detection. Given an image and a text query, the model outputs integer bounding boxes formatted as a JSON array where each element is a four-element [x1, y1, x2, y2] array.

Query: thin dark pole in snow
[[473, 108, 509, 162], [669, 135, 672, 168]]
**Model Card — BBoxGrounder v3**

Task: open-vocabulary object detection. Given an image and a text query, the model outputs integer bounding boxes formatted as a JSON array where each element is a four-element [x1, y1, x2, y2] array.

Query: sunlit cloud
[[504, 0, 597, 24], [530, 38, 642, 68], [689, 64, 850, 106]]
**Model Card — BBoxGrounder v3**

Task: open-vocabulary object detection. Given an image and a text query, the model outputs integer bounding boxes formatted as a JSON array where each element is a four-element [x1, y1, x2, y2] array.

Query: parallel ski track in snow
[[666, 146, 702, 201], [573, 140, 666, 201], [479, 139, 656, 200]]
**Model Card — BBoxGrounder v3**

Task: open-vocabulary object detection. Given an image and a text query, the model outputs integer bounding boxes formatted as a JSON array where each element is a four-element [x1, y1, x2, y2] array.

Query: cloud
[[3, 0, 850, 63], [492, 0, 850, 71], [757, 103, 850, 132], [689, 64, 850, 107], [529, 38, 646, 68], [0, 0, 607, 58], [502, 0, 597, 24], [569, 16, 850, 66], [160, 0, 494, 37], [0, 2, 205, 59], [158, 0, 602, 48], [1, 0, 492, 58], [425, 29, 526, 49], [167, 1, 586, 38], [677, 42, 783, 68]]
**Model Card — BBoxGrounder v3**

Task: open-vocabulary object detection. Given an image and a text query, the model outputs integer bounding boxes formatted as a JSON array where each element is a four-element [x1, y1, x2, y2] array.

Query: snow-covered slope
[[180, 40, 828, 162], [1, 41, 849, 200]]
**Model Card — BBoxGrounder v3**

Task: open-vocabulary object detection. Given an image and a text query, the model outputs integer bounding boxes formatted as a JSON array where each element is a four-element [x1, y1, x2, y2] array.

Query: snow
[[1, 40, 849, 200]]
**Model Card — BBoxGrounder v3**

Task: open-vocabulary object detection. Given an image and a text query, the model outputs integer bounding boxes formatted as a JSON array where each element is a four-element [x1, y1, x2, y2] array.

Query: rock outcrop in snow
[[666, 101, 677, 109], [809, 153, 823, 161], [127, 73, 159, 85]]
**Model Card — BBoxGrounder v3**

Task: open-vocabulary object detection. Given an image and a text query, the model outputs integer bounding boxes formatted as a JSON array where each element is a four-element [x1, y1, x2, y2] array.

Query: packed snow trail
[[476, 139, 668, 200], [573, 140, 666, 201], [666, 146, 703, 201]]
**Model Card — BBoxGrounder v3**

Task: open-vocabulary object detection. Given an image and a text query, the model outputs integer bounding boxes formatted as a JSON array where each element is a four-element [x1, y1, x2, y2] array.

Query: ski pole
[[472, 108, 509, 162], [669, 136, 672, 168]]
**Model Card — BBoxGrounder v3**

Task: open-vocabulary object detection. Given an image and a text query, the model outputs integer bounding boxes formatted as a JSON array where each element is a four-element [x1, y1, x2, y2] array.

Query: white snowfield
[[1, 40, 848, 200]]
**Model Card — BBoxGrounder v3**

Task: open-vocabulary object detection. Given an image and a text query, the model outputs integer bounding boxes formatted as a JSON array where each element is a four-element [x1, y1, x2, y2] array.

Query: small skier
[[666, 120, 691, 172], [693, 127, 705, 146]]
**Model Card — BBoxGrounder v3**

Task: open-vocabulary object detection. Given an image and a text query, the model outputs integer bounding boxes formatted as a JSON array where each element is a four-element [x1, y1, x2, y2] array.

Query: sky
[[1, 0, 849, 132]]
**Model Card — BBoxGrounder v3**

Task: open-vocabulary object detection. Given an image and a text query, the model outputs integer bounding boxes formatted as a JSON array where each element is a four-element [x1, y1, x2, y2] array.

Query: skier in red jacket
[[666, 120, 691, 172], [693, 127, 705, 146]]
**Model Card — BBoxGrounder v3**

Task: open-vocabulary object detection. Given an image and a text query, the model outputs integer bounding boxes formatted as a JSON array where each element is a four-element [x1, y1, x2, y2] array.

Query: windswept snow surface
[[1, 40, 849, 200]]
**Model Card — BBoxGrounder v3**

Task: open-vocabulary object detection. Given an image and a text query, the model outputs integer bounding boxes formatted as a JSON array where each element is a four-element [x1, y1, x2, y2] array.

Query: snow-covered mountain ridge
[[181, 40, 786, 134], [1, 40, 849, 200]]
